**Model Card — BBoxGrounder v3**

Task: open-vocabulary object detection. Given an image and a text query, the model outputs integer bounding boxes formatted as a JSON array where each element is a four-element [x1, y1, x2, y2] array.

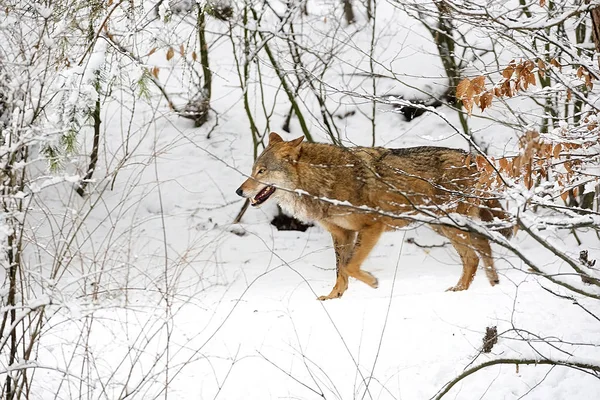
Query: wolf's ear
[[286, 136, 304, 161], [268, 132, 283, 145], [289, 136, 304, 148]]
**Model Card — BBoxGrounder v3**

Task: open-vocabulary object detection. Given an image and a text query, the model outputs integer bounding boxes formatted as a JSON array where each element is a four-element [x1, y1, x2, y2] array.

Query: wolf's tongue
[[256, 186, 272, 200], [252, 186, 275, 206]]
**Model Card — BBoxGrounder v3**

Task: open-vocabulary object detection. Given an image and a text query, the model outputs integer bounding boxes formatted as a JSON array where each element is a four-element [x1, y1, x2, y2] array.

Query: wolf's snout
[[236, 187, 244, 197]]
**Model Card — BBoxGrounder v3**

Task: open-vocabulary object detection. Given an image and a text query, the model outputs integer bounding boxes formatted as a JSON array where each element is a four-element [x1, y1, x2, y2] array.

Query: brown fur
[[237, 132, 510, 300]]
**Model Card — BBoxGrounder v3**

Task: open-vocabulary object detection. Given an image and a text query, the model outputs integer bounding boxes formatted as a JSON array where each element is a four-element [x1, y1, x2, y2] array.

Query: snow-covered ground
[[4, 1, 600, 399], [32, 216, 600, 399]]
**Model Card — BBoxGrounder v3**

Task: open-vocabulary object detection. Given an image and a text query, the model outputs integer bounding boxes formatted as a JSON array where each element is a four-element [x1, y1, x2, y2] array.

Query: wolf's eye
[[257, 168, 266, 175]]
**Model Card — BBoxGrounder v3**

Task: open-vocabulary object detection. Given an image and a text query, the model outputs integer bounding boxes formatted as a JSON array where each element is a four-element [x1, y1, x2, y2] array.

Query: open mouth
[[251, 186, 276, 206]]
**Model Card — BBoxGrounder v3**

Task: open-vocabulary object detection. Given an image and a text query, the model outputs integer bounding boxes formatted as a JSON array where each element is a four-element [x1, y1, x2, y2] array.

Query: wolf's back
[[387, 146, 513, 238]]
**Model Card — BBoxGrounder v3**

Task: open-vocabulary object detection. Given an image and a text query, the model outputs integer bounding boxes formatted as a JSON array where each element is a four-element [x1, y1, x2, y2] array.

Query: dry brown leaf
[[525, 161, 533, 189], [166, 47, 174, 61], [536, 59, 545, 71], [506, 159, 514, 174], [465, 154, 472, 167], [515, 63, 524, 79], [152, 66, 160, 79], [471, 76, 486, 94], [180, 44, 185, 57], [513, 156, 521, 174], [560, 190, 569, 202], [480, 174, 492, 189], [148, 47, 157, 56], [476, 154, 486, 170], [541, 143, 552, 158], [501, 80, 513, 97], [192, 51, 197, 61], [524, 60, 535, 72], [457, 78, 471, 99], [585, 74, 593, 89], [537, 158, 545, 168], [463, 98, 474, 115], [564, 161, 572, 173], [566, 88, 572, 101], [479, 91, 493, 112], [553, 144, 562, 158], [502, 61, 516, 79], [550, 58, 561, 71], [540, 0, 546, 6], [499, 157, 508, 172]]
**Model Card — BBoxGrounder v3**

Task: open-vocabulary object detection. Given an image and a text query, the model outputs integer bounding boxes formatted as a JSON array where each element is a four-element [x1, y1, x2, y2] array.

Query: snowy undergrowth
[[1, 0, 599, 399]]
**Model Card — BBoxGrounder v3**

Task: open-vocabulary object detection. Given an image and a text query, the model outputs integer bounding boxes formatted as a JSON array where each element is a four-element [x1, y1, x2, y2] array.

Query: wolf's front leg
[[317, 267, 349, 301], [343, 223, 384, 289], [318, 223, 356, 300]]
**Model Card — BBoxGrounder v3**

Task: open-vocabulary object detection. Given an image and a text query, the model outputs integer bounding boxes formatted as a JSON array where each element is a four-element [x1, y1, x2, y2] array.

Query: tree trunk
[[342, 0, 355, 25], [77, 93, 101, 197], [590, 6, 600, 68]]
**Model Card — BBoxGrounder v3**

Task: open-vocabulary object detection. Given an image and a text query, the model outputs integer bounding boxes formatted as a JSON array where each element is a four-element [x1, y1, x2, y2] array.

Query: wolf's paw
[[365, 272, 378, 288], [490, 279, 500, 286], [317, 292, 342, 301], [446, 284, 467, 292], [370, 276, 379, 289]]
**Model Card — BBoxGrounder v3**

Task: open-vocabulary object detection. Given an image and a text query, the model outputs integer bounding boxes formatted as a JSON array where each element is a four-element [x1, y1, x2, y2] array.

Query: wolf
[[236, 132, 511, 300]]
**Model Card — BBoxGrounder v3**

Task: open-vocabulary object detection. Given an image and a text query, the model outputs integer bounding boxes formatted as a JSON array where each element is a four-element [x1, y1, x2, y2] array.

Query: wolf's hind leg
[[440, 227, 480, 291], [470, 233, 499, 286], [318, 224, 356, 300], [344, 223, 384, 289]]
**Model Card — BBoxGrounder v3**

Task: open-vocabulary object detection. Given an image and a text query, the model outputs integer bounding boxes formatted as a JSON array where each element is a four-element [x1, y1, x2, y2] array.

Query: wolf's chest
[[277, 192, 315, 223]]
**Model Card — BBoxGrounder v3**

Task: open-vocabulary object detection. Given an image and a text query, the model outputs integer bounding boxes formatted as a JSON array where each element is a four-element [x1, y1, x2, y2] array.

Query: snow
[[82, 40, 107, 85], [34, 4, 52, 19], [28, 223, 600, 399], [2, 1, 600, 399]]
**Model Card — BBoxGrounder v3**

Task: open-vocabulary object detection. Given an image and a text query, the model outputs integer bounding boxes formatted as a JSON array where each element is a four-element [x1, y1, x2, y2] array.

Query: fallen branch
[[433, 358, 600, 400]]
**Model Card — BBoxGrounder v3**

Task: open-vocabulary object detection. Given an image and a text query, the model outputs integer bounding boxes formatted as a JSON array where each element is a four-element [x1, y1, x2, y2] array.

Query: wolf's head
[[236, 132, 304, 207]]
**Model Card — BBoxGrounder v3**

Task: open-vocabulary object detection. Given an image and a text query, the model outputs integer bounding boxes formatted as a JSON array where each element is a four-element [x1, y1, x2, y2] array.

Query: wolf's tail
[[479, 198, 513, 239]]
